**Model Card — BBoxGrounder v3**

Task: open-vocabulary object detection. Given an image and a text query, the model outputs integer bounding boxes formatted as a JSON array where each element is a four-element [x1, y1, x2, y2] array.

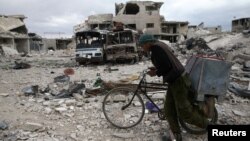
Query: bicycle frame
[[122, 70, 167, 116]]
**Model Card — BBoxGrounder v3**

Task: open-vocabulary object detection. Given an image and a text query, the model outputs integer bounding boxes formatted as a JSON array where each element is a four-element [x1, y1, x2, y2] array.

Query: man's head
[[139, 34, 156, 52]]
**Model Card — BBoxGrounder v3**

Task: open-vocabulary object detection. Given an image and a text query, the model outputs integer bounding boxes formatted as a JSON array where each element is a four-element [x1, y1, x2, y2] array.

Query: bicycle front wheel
[[102, 87, 145, 129]]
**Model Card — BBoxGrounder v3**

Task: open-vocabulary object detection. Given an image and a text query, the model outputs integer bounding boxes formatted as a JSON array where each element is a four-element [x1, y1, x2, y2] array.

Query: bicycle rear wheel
[[179, 107, 218, 135], [102, 87, 145, 129]]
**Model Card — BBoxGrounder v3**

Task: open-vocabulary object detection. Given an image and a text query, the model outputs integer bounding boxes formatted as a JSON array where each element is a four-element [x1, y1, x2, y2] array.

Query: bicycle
[[102, 69, 218, 134]]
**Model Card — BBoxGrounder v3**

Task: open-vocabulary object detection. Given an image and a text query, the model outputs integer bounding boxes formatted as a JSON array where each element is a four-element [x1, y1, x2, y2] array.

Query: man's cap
[[138, 34, 156, 46]]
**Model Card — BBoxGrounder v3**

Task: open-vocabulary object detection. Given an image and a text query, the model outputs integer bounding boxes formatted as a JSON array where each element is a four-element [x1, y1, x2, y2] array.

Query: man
[[138, 34, 209, 141]]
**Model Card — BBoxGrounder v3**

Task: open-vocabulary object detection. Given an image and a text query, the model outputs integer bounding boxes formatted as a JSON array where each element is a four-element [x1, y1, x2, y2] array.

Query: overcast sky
[[0, 0, 249, 37]]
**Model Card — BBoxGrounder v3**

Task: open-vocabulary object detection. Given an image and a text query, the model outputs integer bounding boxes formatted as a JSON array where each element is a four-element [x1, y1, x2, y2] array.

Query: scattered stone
[[76, 102, 83, 107], [64, 113, 75, 118], [65, 99, 76, 106], [1, 132, 18, 141], [151, 92, 166, 100], [145, 120, 152, 126], [43, 101, 51, 106], [69, 105, 74, 110], [232, 110, 250, 117], [0, 121, 8, 130], [70, 133, 78, 141], [22, 85, 39, 96], [0, 93, 9, 97], [243, 61, 250, 68], [44, 107, 53, 114], [112, 132, 135, 139], [73, 93, 83, 101], [55, 107, 67, 112], [36, 98, 44, 103], [21, 122, 43, 132]]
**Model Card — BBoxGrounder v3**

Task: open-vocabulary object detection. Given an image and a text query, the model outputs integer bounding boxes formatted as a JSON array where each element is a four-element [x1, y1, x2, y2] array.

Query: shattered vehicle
[[105, 29, 140, 63], [75, 30, 106, 64]]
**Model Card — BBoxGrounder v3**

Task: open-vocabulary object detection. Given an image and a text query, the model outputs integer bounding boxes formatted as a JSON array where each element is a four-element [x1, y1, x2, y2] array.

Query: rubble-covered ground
[[0, 32, 250, 141]]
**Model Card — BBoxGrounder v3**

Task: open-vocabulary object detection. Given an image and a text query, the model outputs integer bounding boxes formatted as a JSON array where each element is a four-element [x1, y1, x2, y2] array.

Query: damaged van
[[75, 30, 106, 64], [105, 29, 140, 63]]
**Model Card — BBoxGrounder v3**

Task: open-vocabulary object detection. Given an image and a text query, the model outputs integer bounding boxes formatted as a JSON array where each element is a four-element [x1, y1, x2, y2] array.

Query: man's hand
[[147, 69, 156, 77]]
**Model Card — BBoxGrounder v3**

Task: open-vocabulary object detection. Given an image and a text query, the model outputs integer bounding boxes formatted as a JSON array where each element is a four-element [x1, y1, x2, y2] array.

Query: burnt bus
[[105, 29, 140, 63], [75, 30, 106, 64]]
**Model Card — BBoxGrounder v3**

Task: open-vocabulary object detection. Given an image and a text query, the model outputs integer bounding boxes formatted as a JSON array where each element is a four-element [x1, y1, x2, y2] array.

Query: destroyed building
[[74, 1, 189, 43], [74, 14, 113, 33], [203, 25, 222, 34], [88, 14, 113, 31], [0, 15, 30, 54], [28, 33, 44, 52], [43, 38, 72, 51], [160, 21, 188, 42], [113, 1, 163, 34], [232, 17, 250, 32], [113, 1, 188, 43], [187, 22, 222, 39]]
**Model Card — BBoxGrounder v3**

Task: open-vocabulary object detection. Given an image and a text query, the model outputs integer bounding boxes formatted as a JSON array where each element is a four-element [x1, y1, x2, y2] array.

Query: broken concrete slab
[[65, 99, 76, 106], [73, 93, 83, 101], [44, 107, 53, 114], [112, 132, 135, 139], [151, 92, 166, 100], [0, 93, 9, 97], [232, 110, 250, 117], [0, 46, 19, 56], [21, 122, 43, 132], [55, 107, 68, 112]]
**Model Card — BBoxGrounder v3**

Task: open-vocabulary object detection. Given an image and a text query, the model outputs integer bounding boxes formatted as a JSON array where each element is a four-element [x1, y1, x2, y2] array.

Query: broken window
[[232, 20, 238, 26], [120, 32, 133, 44], [124, 3, 139, 15], [107, 32, 119, 45], [126, 24, 136, 30], [99, 24, 111, 30], [75, 31, 103, 49], [173, 27, 177, 33], [90, 24, 98, 30], [146, 23, 154, 28], [146, 6, 157, 11], [107, 31, 134, 45]]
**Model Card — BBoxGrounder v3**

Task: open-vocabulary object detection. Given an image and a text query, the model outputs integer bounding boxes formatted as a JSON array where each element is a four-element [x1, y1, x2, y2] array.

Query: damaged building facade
[[113, 1, 188, 43], [28, 33, 44, 52], [232, 17, 250, 32], [187, 22, 222, 39], [0, 15, 30, 54], [160, 21, 188, 42], [74, 14, 113, 33], [113, 1, 163, 34], [43, 38, 72, 51], [74, 1, 189, 43]]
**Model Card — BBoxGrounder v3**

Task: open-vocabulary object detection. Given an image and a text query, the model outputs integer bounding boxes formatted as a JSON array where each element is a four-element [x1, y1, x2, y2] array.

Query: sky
[[0, 0, 249, 38]]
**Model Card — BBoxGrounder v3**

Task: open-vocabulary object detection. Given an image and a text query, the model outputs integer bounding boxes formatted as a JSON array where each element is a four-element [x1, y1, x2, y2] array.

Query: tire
[[102, 87, 145, 129], [179, 107, 218, 135]]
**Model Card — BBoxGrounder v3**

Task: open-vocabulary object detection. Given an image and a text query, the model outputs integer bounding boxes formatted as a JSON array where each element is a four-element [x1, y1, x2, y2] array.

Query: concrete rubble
[[1, 31, 249, 141], [0, 1, 250, 141]]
